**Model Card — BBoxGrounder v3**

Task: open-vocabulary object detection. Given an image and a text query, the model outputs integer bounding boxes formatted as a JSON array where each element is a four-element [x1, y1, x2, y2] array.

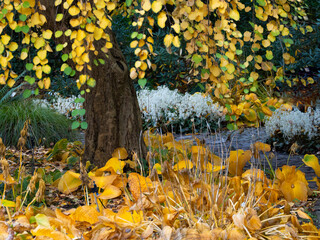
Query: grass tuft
[[0, 100, 78, 147]]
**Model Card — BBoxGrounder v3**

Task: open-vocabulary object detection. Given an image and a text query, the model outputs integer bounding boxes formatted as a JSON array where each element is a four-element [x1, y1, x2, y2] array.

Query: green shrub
[[0, 100, 77, 147]]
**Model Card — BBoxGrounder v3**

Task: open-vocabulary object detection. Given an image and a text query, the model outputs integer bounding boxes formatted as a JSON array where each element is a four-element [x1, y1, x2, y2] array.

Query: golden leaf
[[115, 206, 143, 228], [94, 27, 104, 40], [57, 171, 82, 194], [228, 150, 252, 176], [164, 34, 173, 48], [68, 6, 80, 16], [141, 0, 151, 11], [303, 154, 320, 177], [98, 185, 122, 200], [128, 173, 153, 201], [172, 36, 180, 47], [96, 158, 126, 175], [229, 9, 240, 21], [71, 205, 100, 224], [158, 11, 167, 28], [152, 0, 163, 13], [90, 175, 117, 189], [112, 148, 128, 160], [243, 109, 257, 122], [173, 160, 193, 171]]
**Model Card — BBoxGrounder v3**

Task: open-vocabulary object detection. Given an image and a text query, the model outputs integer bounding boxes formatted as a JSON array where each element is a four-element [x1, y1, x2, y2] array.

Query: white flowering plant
[[137, 86, 224, 132], [36, 86, 224, 133], [265, 107, 320, 153]]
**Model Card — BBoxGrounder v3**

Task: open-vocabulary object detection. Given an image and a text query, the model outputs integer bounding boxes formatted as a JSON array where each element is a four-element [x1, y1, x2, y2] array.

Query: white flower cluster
[[33, 93, 82, 118], [265, 107, 320, 139], [137, 86, 223, 126], [34, 87, 224, 126]]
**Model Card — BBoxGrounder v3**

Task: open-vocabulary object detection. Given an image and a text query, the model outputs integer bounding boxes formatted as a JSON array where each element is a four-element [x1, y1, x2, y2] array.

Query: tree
[[0, 0, 312, 166]]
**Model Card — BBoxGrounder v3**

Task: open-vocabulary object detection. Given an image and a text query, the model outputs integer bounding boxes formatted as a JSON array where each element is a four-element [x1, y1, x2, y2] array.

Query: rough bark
[[41, 1, 146, 167], [83, 30, 146, 167]]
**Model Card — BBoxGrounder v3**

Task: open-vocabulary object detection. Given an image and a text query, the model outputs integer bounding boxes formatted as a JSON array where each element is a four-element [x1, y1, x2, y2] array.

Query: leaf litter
[[0, 130, 319, 239]]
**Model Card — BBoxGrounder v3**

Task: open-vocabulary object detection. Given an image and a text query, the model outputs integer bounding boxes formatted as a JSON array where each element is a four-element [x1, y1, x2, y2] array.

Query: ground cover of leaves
[[0, 131, 320, 239]]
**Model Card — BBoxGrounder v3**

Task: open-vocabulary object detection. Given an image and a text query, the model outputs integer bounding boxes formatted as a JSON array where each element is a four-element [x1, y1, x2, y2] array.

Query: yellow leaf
[[8, 42, 18, 51], [157, 11, 167, 28], [94, 27, 104, 40], [43, 77, 50, 89], [303, 154, 320, 177], [107, 2, 116, 11], [163, 34, 173, 48], [42, 65, 51, 74], [98, 185, 122, 200], [243, 109, 257, 122], [68, 6, 80, 16], [141, 0, 151, 11], [172, 36, 180, 47], [76, 30, 86, 42], [115, 206, 143, 227], [280, 179, 308, 202], [228, 150, 252, 176], [112, 148, 128, 160], [128, 173, 153, 201], [1, 35, 10, 45], [57, 171, 82, 194], [152, 0, 162, 13], [229, 9, 240, 21], [86, 23, 95, 33], [42, 30, 53, 39], [153, 163, 162, 174], [97, 158, 126, 174], [7, 79, 14, 88], [34, 38, 45, 49], [173, 160, 193, 171], [37, 49, 47, 60], [90, 175, 117, 189], [31, 226, 70, 240], [71, 205, 100, 224], [226, 63, 235, 74]]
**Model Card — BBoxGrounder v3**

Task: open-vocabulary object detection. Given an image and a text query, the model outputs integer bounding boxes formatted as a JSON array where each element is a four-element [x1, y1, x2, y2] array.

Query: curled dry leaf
[[128, 173, 153, 201]]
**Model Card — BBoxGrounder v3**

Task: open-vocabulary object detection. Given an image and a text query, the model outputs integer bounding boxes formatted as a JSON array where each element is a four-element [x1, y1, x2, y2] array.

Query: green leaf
[[35, 214, 50, 228], [71, 109, 79, 117], [22, 1, 30, 8], [256, 0, 266, 6], [93, 59, 98, 66], [21, 25, 29, 33], [137, 33, 143, 39], [55, 31, 63, 38], [192, 54, 202, 64], [235, 49, 243, 55], [138, 78, 147, 88], [79, 109, 85, 116], [24, 76, 35, 85], [64, 66, 72, 75], [61, 54, 69, 62], [225, 104, 232, 113], [250, 86, 257, 92], [126, 0, 132, 7], [56, 44, 64, 51], [131, 32, 138, 39], [0, 200, 15, 207], [26, 63, 33, 71], [98, 59, 105, 64], [80, 122, 88, 130], [87, 78, 96, 87], [19, 14, 27, 21], [23, 89, 32, 99], [244, 89, 249, 94], [75, 97, 85, 103], [71, 121, 80, 130]]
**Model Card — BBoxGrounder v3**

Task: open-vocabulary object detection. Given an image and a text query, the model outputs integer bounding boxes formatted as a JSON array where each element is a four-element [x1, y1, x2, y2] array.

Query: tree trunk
[[83, 30, 146, 167], [41, 1, 146, 167]]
